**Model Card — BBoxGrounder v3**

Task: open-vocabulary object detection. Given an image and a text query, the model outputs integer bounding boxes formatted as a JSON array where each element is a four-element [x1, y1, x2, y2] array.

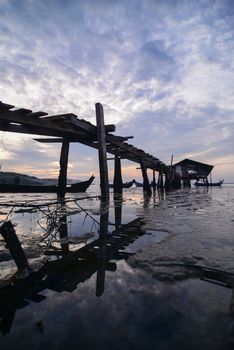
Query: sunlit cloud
[[0, 0, 233, 181]]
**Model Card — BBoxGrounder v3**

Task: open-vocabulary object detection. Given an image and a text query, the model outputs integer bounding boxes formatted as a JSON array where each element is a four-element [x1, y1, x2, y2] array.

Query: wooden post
[[152, 169, 156, 191], [57, 139, 69, 198], [113, 155, 123, 194], [0, 221, 29, 272], [96, 103, 109, 201], [140, 160, 152, 195], [157, 165, 164, 190]]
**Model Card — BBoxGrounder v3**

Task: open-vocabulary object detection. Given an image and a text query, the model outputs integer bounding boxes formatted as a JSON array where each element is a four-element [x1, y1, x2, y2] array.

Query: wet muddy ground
[[0, 185, 233, 349]]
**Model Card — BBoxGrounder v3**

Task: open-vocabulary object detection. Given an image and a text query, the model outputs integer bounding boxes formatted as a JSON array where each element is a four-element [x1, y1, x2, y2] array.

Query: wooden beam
[[10, 108, 32, 115], [27, 111, 48, 118], [0, 102, 15, 111], [41, 113, 76, 121], [0, 121, 92, 140], [104, 124, 115, 132], [34, 138, 64, 143], [96, 103, 109, 201]]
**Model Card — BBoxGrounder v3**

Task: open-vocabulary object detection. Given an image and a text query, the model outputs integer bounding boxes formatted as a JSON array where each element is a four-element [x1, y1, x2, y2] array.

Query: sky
[[0, 0, 234, 182]]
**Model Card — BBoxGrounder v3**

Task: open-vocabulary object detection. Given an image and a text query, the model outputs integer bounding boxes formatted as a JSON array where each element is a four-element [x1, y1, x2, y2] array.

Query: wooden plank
[[28, 111, 48, 118], [11, 108, 32, 114], [0, 110, 95, 139], [0, 121, 92, 140], [40, 113, 76, 121], [0, 102, 15, 111], [104, 124, 115, 132], [34, 138, 64, 143]]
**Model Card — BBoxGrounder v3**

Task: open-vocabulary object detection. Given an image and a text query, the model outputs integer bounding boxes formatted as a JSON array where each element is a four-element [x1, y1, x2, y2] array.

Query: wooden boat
[[0, 175, 95, 193], [194, 179, 224, 187], [132, 180, 157, 188], [133, 180, 143, 187], [109, 180, 134, 188]]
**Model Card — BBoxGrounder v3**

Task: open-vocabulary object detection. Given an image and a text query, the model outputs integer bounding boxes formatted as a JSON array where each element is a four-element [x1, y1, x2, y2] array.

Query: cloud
[[0, 0, 233, 180]]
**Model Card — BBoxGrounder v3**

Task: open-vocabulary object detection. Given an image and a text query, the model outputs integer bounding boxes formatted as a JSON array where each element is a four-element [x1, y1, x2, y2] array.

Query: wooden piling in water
[[157, 166, 164, 190], [96, 103, 109, 201], [152, 169, 156, 191], [113, 155, 123, 194], [57, 139, 69, 198], [140, 160, 152, 195], [0, 221, 29, 272]]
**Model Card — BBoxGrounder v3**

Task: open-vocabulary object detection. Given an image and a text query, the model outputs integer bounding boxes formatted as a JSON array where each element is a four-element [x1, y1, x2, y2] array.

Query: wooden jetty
[[0, 101, 166, 198]]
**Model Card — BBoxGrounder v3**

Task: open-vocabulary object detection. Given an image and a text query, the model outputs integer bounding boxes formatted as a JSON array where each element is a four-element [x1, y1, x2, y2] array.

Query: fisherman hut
[[173, 159, 214, 187]]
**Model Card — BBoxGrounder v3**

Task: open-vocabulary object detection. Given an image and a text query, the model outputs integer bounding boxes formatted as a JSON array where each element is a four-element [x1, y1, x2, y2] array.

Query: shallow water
[[0, 185, 234, 349]]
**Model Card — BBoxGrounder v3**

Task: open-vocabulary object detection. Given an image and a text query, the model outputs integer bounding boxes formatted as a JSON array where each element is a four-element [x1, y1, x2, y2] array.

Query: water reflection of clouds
[[1, 260, 232, 349]]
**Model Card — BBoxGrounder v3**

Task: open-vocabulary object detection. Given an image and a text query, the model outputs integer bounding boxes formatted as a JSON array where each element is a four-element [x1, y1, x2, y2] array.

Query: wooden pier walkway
[[0, 101, 165, 198]]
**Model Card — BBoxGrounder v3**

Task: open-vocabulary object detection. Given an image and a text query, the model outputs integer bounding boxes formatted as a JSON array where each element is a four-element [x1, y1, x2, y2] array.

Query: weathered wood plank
[[11, 108, 32, 114], [0, 102, 15, 111], [28, 111, 48, 118], [41, 113, 76, 121]]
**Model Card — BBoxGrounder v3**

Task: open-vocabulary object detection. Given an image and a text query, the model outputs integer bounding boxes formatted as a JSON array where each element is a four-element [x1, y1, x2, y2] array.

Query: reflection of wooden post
[[96, 103, 109, 201], [230, 288, 234, 315], [0, 309, 16, 335], [113, 156, 123, 194], [114, 197, 122, 229], [57, 139, 69, 198], [59, 216, 69, 254], [0, 221, 29, 272], [140, 160, 152, 195], [96, 203, 109, 297], [157, 165, 164, 190]]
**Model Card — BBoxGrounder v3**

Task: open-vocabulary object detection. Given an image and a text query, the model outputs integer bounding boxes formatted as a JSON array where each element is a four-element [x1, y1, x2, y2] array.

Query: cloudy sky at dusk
[[0, 0, 234, 182]]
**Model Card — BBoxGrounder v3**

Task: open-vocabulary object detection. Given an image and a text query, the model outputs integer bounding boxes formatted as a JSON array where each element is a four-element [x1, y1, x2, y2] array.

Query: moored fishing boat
[[194, 179, 224, 187], [109, 180, 134, 189], [0, 175, 95, 193]]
